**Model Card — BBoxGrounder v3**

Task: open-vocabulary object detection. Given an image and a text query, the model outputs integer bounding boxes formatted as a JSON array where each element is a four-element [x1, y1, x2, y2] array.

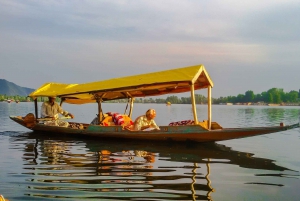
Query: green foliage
[[237, 94, 245, 103], [0, 94, 31, 102], [245, 90, 255, 102], [286, 91, 298, 103], [214, 88, 299, 104], [267, 93, 273, 103], [166, 96, 181, 104]]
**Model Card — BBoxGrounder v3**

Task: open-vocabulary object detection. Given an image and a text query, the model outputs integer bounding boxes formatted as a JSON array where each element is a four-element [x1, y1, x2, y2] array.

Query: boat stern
[[10, 113, 36, 129]]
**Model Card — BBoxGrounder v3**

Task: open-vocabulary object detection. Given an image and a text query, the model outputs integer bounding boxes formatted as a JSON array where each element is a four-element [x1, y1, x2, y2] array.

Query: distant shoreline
[[2, 101, 299, 106]]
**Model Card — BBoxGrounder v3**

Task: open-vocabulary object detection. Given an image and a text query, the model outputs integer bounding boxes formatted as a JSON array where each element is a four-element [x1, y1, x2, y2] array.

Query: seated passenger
[[134, 109, 160, 131]]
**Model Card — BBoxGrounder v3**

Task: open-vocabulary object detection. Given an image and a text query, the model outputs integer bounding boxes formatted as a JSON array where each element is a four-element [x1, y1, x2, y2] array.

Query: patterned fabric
[[101, 118, 115, 126], [103, 112, 134, 127], [169, 120, 194, 126], [44, 120, 69, 127], [112, 113, 125, 125]]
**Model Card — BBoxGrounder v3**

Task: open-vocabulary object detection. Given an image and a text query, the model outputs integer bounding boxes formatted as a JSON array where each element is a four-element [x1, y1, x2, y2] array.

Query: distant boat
[[166, 102, 171, 106], [219, 103, 232, 105], [7, 99, 11, 103], [16, 100, 20, 103], [268, 104, 280, 106]]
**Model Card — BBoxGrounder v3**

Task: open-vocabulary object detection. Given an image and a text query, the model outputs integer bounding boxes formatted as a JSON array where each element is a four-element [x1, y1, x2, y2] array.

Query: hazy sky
[[1, 0, 299, 97]]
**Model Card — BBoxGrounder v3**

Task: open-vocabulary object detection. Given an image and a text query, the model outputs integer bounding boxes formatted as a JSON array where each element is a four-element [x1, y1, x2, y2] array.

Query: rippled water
[[1, 102, 300, 200]]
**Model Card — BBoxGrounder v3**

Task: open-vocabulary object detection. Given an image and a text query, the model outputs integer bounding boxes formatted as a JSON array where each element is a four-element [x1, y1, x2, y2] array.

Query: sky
[[1, 0, 300, 98]]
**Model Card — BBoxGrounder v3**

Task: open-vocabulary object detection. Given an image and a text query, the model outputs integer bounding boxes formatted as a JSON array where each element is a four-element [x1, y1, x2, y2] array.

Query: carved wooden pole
[[208, 86, 212, 129], [129, 98, 134, 118], [96, 98, 103, 124], [190, 83, 198, 124], [34, 98, 38, 120]]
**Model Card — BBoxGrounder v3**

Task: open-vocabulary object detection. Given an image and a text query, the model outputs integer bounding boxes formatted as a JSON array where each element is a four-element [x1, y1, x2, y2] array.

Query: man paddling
[[41, 96, 74, 127]]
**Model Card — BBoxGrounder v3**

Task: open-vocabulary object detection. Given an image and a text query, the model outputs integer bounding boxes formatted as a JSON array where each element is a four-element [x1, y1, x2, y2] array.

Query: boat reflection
[[16, 132, 292, 200]]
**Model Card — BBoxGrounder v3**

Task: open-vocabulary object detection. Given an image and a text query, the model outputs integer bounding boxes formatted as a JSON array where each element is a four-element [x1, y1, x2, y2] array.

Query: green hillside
[[0, 79, 35, 96]]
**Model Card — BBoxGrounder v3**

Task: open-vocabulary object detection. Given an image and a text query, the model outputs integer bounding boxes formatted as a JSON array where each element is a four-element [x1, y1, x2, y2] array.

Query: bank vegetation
[[1, 88, 299, 105]]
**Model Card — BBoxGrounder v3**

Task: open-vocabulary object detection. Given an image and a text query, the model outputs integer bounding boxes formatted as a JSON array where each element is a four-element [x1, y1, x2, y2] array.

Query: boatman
[[41, 96, 74, 127], [134, 109, 160, 131]]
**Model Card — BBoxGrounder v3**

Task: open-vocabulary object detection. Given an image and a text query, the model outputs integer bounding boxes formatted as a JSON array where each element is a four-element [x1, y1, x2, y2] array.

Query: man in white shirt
[[134, 109, 160, 131], [41, 96, 74, 127]]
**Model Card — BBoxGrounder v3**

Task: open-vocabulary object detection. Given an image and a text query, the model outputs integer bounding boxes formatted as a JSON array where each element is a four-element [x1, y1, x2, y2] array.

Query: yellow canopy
[[29, 64, 214, 104]]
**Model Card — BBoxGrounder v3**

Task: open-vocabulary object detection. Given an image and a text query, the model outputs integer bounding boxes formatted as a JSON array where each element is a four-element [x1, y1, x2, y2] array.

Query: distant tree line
[[0, 95, 46, 102], [113, 88, 300, 104], [1, 88, 299, 104], [214, 88, 300, 104], [0, 94, 29, 102]]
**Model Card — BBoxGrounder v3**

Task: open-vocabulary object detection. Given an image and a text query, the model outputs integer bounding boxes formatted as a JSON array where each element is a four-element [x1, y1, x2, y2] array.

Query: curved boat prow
[[283, 123, 300, 130], [10, 113, 36, 130]]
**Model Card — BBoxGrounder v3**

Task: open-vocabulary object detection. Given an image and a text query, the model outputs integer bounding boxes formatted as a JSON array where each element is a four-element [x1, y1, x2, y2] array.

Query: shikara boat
[[10, 64, 299, 142]]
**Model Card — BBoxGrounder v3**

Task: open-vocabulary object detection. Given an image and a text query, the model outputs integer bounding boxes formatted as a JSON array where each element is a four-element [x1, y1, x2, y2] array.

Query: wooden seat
[[198, 120, 223, 130], [211, 122, 223, 130]]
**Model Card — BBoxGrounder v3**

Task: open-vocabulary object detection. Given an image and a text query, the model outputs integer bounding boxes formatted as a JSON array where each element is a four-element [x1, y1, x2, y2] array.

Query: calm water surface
[[0, 102, 300, 201]]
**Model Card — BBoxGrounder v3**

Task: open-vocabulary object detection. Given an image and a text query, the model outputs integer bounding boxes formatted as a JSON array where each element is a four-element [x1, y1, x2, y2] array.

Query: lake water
[[1, 102, 300, 201]]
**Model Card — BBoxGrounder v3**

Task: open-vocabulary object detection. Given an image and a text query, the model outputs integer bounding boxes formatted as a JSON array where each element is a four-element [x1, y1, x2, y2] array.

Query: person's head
[[48, 96, 56, 104], [146, 109, 156, 120]]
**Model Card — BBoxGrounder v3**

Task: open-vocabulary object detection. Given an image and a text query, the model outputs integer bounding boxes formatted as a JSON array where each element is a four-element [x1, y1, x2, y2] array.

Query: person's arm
[[141, 125, 151, 130], [150, 120, 160, 130], [56, 104, 74, 118], [67, 113, 74, 118]]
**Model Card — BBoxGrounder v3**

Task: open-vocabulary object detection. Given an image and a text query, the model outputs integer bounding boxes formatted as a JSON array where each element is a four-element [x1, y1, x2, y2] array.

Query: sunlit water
[[1, 102, 300, 200]]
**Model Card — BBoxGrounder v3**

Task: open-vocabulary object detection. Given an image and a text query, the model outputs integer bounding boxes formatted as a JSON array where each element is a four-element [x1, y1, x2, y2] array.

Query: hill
[[0, 79, 35, 96]]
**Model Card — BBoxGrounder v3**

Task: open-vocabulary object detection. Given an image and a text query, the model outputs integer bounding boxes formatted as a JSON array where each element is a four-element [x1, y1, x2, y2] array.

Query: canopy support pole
[[208, 86, 212, 130], [129, 98, 134, 118], [34, 98, 38, 120], [93, 93, 106, 124], [190, 84, 198, 124], [60, 98, 64, 106], [96, 98, 103, 124]]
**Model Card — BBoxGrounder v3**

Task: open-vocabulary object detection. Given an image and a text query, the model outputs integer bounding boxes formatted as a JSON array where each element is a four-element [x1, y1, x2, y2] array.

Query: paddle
[[37, 116, 72, 121]]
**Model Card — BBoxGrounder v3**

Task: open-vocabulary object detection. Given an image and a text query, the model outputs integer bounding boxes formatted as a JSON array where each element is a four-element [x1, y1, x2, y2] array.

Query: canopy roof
[[29, 64, 213, 104]]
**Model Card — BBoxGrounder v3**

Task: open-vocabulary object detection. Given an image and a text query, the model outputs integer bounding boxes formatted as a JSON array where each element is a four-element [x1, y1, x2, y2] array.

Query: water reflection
[[264, 108, 286, 122], [7, 132, 296, 201], [232, 106, 300, 127]]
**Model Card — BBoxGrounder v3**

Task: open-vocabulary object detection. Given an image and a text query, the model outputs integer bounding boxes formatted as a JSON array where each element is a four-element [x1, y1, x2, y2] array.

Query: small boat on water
[[268, 103, 280, 106], [10, 64, 299, 142], [166, 102, 171, 106]]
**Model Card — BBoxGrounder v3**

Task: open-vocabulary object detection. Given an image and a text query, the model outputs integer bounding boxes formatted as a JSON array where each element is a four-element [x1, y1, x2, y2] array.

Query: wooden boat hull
[[10, 116, 299, 143]]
